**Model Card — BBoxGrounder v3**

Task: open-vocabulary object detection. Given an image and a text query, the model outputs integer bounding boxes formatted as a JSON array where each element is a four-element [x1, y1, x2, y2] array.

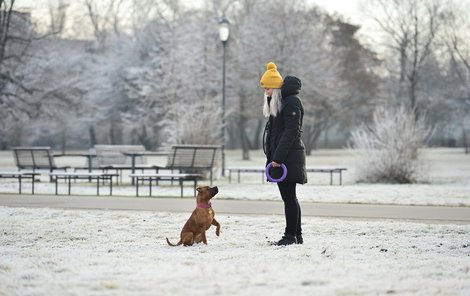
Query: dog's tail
[[166, 237, 182, 246]]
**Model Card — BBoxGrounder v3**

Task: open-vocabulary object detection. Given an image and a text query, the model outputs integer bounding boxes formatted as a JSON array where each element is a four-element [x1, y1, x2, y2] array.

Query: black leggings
[[277, 182, 302, 236]]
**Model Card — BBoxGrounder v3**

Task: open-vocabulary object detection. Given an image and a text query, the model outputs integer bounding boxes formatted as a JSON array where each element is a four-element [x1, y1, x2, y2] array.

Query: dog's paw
[[216, 229, 220, 236]]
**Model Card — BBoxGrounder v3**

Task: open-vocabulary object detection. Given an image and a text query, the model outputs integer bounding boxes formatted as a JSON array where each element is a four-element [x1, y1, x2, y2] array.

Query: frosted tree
[[124, 1, 222, 148], [0, 0, 72, 147], [0, 2, 36, 119], [159, 8, 221, 146], [75, 0, 143, 146], [0, 111, 23, 149], [123, 12, 184, 148], [227, 0, 273, 159], [26, 38, 89, 151], [350, 105, 431, 183]]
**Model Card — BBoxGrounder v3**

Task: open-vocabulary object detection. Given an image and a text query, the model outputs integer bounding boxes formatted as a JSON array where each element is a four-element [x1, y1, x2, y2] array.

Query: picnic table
[[53, 152, 97, 174], [55, 146, 166, 185], [49, 172, 119, 196], [53, 151, 97, 181], [130, 172, 201, 198], [121, 150, 168, 185]]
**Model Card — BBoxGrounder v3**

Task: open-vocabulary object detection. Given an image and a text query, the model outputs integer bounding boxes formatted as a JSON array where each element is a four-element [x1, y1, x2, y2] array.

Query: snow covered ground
[[1, 148, 469, 295], [1, 206, 469, 296]]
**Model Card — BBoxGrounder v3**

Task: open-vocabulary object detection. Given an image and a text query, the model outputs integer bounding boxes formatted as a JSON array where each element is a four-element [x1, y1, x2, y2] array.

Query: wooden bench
[[129, 173, 201, 197], [227, 166, 347, 185], [49, 172, 119, 196], [156, 144, 220, 185], [12, 146, 69, 175], [0, 171, 40, 194], [129, 144, 220, 197]]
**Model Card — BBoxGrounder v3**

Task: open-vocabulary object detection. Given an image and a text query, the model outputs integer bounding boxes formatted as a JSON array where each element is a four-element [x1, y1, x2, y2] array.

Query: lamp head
[[218, 16, 230, 43]]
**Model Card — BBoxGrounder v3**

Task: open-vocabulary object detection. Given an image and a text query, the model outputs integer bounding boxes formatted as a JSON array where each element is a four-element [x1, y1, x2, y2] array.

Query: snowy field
[[0, 148, 469, 206], [1, 206, 470, 296], [1, 148, 470, 295]]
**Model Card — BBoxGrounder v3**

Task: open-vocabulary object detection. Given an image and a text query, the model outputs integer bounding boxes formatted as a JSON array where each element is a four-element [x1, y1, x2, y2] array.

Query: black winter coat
[[263, 75, 307, 184]]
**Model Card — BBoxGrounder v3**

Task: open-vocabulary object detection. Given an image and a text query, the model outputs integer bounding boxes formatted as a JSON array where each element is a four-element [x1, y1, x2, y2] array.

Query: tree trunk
[[152, 125, 160, 150], [138, 125, 152, 150], [227, 125, 238, 149], [0, 132, 6, 150], [250, 119, 264, 150], [304, 122, 325, 156], [109, 115, 122, 144], [239, 116, 250, 160], [60, 127, 67, 154], [463, 126, 469, 154], [110, 122, 116, 144], [89, 126, 97, 147]]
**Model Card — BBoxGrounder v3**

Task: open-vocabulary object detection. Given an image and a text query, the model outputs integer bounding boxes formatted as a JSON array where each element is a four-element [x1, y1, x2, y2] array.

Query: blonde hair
[[263, 89, 282, 117]]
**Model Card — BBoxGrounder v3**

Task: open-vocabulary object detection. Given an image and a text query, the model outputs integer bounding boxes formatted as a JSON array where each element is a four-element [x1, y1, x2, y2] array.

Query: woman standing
[[261, 62, 307, 246]]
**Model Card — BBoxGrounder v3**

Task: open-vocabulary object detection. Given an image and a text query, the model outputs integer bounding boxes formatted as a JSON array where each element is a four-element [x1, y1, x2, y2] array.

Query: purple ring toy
[[265, 163, 287, 182]]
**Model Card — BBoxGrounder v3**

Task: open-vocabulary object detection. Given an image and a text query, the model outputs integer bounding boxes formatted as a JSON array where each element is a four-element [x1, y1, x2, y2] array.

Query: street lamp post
[[219, 16, 230, 177]]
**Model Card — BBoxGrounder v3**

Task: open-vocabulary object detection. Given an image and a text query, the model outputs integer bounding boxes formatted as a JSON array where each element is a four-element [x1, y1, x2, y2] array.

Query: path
[[1, 194, 469, 224]]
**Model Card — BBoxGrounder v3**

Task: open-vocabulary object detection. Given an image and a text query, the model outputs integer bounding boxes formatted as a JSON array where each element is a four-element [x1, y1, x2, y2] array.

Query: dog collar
[[197, 202, 212, 209]]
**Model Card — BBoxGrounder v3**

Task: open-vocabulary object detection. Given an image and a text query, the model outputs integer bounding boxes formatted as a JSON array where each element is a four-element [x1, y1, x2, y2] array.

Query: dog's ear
[[196, 187, 202, 193]]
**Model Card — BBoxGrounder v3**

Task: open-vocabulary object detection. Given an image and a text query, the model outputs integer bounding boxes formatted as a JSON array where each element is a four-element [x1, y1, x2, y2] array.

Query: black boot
[[296, 234, 303, 244], [271, 234, 297, 246]]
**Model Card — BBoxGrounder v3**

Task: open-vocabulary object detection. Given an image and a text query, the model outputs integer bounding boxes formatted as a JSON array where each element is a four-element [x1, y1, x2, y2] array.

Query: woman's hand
[[271, 161, 281, 167]]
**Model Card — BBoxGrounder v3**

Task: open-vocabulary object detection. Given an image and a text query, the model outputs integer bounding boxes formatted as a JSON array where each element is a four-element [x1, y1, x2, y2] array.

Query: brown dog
[[166, 186, 221, 246]]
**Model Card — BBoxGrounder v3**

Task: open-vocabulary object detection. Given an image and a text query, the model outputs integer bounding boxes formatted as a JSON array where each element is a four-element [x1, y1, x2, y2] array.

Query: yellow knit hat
[[260, 62, 283, 89]]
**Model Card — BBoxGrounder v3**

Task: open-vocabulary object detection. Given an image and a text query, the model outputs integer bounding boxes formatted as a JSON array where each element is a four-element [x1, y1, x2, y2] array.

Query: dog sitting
[[166, 186, 221, 246]]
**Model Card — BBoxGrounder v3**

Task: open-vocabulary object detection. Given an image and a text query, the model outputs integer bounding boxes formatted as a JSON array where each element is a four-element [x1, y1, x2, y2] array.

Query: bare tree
[[83, 0, 127, 44], [48, 0, 67, 35], [364, 0, 447, 118], [442, 3, 470, 153]]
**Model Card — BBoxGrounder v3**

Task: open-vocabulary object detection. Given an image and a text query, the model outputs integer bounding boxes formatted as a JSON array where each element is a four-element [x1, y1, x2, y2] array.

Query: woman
[[261, 62, 307, 246]]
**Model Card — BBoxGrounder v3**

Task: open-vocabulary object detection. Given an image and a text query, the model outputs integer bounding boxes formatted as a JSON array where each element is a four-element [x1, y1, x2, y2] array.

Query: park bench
[[307, 167, 347, 185], [12, 147, 69, 181], [227, 166, 347, 185], [130, 144, 220, 197], [0, 171, 40, 194], [157, 144, 220, 184]]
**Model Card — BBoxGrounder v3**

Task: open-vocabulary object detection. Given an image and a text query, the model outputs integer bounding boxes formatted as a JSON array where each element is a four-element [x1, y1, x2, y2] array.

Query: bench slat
[[13, 147, 69, 172], [159, 145, 220, 185]]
